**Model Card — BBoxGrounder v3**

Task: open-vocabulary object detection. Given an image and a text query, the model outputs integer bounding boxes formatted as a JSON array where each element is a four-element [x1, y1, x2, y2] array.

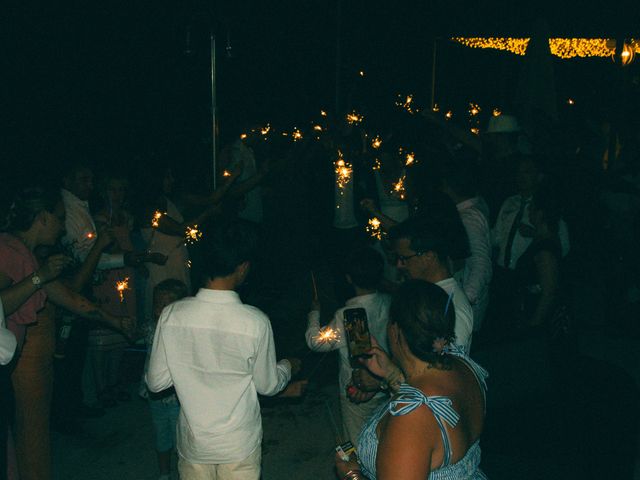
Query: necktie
[[503, 198, 527, 269]]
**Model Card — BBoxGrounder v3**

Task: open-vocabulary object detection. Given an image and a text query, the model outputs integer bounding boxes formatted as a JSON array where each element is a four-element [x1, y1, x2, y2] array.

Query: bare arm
[[530, 250, 559, 326], [65, 229, 114, 292]]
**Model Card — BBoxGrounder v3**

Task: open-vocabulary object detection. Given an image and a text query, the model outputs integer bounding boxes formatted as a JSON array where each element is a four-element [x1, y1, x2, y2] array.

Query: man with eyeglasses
[[388, 219, 474, 353]]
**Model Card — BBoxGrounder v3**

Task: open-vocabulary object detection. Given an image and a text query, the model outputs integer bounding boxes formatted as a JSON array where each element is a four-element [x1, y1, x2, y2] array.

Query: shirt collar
[[345, 292, 378, 306], [61, 188, 89, 208], [195, 288, 242, 304]]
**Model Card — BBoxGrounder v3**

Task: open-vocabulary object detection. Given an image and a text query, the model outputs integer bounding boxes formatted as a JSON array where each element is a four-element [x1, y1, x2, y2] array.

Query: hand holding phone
[[343, 308, 372, 368]]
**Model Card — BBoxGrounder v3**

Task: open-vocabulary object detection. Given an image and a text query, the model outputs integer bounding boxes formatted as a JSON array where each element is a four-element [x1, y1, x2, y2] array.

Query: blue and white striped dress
[[357, 347, 489, 479]]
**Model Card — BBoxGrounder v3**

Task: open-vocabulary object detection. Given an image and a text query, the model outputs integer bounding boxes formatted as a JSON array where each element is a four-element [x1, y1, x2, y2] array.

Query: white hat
[[486, 115, 521, 134]]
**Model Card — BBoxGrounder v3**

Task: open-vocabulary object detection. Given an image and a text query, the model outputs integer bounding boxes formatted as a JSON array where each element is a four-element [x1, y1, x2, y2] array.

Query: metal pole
[[430, 38, 437, 109], [210, 32, 217, 189], [335, 0, 342, 115]]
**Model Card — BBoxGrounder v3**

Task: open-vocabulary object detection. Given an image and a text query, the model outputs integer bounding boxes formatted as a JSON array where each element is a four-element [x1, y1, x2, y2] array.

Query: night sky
[[3, 0, 639, 182]]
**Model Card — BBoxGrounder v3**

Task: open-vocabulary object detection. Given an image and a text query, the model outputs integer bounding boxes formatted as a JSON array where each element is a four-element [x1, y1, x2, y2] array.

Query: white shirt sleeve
[[460, 209, 492, 305], [252, 320, 291, 396], [305, 309, 344, 352], [146, 312, 173, 393], [0, 298, 17, 366]]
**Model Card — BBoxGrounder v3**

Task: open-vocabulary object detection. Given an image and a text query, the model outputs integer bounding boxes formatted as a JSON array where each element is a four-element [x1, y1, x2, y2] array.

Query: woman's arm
[[44, 280, 132, 334], [530, 250, 560, 326], [64, 228, 114, 292]]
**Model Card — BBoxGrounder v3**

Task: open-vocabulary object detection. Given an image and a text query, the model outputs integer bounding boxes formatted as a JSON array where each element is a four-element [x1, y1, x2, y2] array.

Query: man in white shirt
[[492, 155, 570, 270], [440, 160, 492, 332], [147, 221, 301, 480], [389, 220, 474, 353]]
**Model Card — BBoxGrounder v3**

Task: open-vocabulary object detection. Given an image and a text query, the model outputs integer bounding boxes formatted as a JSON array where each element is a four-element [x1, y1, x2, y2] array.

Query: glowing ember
[[115, 277, 130, 303], [345, 111, 364, 125], [185, 225, 203, 245], [391, 175, 407, 200], [334, 150, 353, 189], [314, 326, 340, 345], [371, 136, 382, 149], [151, 210, 165, 228], [492, 108, 502, 117], [469, 103, 481, 116], [405, 152, 416, 166], [367, 217, 384, 240]]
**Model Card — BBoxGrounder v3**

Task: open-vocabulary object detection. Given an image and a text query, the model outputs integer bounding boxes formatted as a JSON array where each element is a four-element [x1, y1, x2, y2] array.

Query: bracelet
[[380, 365, 404, 392], [343, 470, 363, 480]]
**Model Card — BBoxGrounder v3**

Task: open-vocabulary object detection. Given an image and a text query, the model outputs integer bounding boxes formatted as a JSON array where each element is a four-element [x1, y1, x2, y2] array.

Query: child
[[305, 247, 391, 449], [143, 279, 188, 480]]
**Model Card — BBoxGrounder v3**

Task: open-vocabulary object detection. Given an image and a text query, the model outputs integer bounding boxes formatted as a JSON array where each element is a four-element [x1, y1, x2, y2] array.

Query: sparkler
[[260, 124, 271, 135], [313, 124, 323, 132], [396, 94, 418, 114], [432, 104, 440, 112], [313, 326, 340, 345], [371, 136, 382, 149], [151, 210, 164, 228], [470, 127, 480, 135], [372, 157, 381, 171], [404, 152, 416, 166], [240, 133, 248, 140], [391, 175, 407, 200], [223, 170, 232, 177], [492, 108, 502, 117], [86, 232, 95, 240], [358, 70, 365, 77], [334, 150, 353, 189], [115, 277, 130, 303], [468, 103, 481, 116], [345, 111, 364, 125], [566, 98, 575, 105], [320, 110, 328, 117], [292, 128, 303, 142], [445, 110, 453, 119], [367, 217, 384, 240], [185, 225, 203, 245]]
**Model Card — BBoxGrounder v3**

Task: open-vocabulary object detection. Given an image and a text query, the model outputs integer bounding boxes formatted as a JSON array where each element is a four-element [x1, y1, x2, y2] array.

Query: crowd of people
[[1, 102, 639, 480]]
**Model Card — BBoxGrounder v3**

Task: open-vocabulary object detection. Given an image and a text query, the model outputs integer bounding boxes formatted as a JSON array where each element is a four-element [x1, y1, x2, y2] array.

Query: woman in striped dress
[[336, 280, 488, 480]]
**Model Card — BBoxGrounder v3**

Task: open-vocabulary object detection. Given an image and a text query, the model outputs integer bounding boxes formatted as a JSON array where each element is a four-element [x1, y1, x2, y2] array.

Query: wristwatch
[[31, 273, 43, 289]]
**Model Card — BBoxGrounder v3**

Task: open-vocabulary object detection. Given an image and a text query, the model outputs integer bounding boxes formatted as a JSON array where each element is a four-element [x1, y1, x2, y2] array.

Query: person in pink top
[[0, 186, 133, 480]]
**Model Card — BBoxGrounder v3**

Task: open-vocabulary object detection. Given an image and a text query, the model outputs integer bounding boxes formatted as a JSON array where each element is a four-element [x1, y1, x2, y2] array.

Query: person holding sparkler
[[335, 281, 488, 480], [306, 247, 391, 449], [147, 221, 304, 480]]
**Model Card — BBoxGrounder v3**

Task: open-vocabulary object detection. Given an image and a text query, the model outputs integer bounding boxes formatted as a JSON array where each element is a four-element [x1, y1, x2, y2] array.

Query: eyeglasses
[[395, 252, 423, 263]]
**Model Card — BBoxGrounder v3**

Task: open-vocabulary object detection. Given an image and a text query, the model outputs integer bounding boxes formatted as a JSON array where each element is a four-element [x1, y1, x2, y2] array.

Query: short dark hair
[[390, 280, 456, 366], [3, 186, 61, 232], [201, 221, 260, 279], [388, 218, 449, 262], [345, 247, 384, 290], [154, 278, 189, 301]]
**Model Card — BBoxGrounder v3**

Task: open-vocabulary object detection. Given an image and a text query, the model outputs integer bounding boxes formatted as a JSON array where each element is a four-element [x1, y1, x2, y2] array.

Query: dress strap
[[389, 384, 460, 467], [443, 344, 489, 392]]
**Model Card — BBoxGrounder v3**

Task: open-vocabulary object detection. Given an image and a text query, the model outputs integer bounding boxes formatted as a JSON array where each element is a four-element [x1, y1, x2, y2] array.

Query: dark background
[[3, 0, 640, 185]]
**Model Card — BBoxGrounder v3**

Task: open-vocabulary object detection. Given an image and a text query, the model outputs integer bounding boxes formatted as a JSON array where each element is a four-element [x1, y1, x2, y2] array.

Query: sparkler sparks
[[445, 111, 453, 119], [115, 278, 130, 303], [313, 124, 323, 131], [151, 210, 165, 228], [391, 175, 407, 200], [260, 124, 271, 135], [492, 108, 502, 117], [371, 136, 382, 149], [334, 150, 353, 189], [367, 217, 384, 240], [432, 104, 440, 112], [223, 170, 232, 177], [345, 111, 364, 125], [320, 110, 328, 117], [240, 133, 248, 140], [470, 127, 480, 135], [405, 152, 416, 166], [469, 103, 481, 116], [86, 232, 95, 240], [396, 94, 418, 114], [372, 158, 382, 171], [185, 225, 203, 245], [292, 128, 303, 142], [314, 326, 340, 345]]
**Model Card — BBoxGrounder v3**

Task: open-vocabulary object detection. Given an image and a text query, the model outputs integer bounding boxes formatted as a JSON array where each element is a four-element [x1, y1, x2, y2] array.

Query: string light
[[451, 37, 640, 60]]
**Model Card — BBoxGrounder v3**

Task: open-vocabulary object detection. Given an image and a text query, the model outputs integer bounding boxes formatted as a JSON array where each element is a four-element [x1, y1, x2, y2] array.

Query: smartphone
[[343, 308, 372, 368]]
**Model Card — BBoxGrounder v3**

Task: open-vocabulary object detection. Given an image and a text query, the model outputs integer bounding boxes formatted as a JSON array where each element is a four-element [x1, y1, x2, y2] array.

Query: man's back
[[147, 289, 290, 464]]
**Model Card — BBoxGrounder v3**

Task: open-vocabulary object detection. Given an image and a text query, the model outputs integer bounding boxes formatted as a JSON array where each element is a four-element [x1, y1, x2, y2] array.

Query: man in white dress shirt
[[389, 220, 474, 353], [147, 221, 301, 480], [440, 159, 493, 332]]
